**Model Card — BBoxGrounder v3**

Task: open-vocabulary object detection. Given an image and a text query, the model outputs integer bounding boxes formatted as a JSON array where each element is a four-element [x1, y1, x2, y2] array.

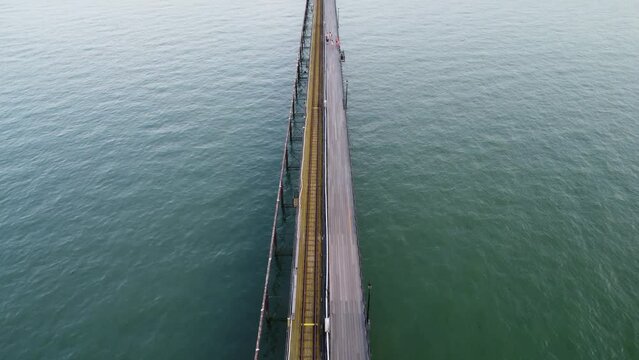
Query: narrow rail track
[[287, 0, 324, 358]]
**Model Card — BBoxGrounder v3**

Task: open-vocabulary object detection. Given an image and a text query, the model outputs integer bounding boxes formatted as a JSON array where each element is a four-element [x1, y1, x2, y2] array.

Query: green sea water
[[1, 0, 639, 359]]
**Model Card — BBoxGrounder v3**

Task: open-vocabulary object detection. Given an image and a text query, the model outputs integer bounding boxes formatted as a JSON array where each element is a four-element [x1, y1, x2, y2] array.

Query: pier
[[254, 0, 369, 358]]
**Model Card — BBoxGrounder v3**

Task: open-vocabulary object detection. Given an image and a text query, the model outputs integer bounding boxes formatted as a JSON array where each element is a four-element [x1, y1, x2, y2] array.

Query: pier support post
[[279, 185, 286, 218], [292, 95, 296, 116], [366, 282, 372, 326], [265, 289, 270, 322], [289, 121, 294, 144], [285, 146, 290, 170], [273, 228, 277, 252], [344, 80, 348, 109]]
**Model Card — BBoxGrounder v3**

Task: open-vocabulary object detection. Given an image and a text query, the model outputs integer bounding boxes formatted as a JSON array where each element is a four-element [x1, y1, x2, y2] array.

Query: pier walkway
[[323, 0, 369, 358]]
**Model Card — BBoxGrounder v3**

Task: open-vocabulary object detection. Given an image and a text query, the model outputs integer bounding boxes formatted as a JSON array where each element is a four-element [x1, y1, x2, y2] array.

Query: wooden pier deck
[[323, 0, 370, 358]]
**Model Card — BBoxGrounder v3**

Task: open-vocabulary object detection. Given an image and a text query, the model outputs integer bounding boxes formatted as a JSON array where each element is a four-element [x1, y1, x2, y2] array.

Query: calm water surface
[[1, 0, 639, 359]]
